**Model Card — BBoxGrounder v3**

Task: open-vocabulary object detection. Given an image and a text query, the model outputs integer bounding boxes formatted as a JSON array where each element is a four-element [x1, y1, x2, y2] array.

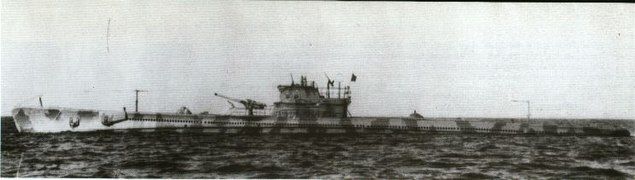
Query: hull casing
[[11, 107, 632, 136]]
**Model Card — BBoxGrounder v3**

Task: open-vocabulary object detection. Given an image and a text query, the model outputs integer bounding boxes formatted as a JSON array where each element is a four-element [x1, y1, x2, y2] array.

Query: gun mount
[[214, 93, 266, 116]]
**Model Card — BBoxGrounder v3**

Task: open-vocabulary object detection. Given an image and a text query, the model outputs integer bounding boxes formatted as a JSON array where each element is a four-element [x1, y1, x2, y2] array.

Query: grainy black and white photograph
[[1, 1, 634, 179]]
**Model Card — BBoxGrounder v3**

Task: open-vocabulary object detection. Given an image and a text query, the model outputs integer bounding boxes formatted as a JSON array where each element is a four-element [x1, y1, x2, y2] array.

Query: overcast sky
[[2, 1, 633, 118]]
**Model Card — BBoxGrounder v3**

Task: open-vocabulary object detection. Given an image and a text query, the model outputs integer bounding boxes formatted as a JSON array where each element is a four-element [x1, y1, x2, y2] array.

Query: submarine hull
[[12, 107, 631, 136]]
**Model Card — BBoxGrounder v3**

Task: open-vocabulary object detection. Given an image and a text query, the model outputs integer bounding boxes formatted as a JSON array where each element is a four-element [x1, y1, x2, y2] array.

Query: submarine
[[11, 75, 632, 136]]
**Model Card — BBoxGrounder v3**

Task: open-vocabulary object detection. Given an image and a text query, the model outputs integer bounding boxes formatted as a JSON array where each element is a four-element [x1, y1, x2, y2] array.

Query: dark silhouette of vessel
[[11, 75, 632, 136]]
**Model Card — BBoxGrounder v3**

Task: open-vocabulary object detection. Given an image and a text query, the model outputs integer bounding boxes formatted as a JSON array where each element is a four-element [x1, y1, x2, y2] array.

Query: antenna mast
[[511, 100, 531, 121], [290, 73, 294, 85], [135, 89, 147, 112], [106, 18, 111, 53], [324, 73, 332, 98]]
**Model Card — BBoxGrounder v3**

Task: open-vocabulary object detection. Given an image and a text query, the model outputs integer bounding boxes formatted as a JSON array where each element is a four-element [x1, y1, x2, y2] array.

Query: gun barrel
[[214, 93, 246, 103]]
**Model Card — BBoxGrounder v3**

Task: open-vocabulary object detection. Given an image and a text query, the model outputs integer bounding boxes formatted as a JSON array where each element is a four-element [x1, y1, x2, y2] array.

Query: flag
[[351, 73, 357, 82]]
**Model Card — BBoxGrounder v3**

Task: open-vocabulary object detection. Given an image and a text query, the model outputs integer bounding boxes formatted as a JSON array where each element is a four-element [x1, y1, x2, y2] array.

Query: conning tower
[[273, 76, 351, 119]]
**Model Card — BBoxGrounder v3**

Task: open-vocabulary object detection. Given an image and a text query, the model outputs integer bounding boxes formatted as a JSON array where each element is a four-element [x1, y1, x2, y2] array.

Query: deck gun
[[214, 93, 266, 116]]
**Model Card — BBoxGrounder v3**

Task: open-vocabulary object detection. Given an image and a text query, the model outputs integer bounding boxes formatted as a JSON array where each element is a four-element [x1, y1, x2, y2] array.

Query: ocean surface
[[1, 117, 634, 179]]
